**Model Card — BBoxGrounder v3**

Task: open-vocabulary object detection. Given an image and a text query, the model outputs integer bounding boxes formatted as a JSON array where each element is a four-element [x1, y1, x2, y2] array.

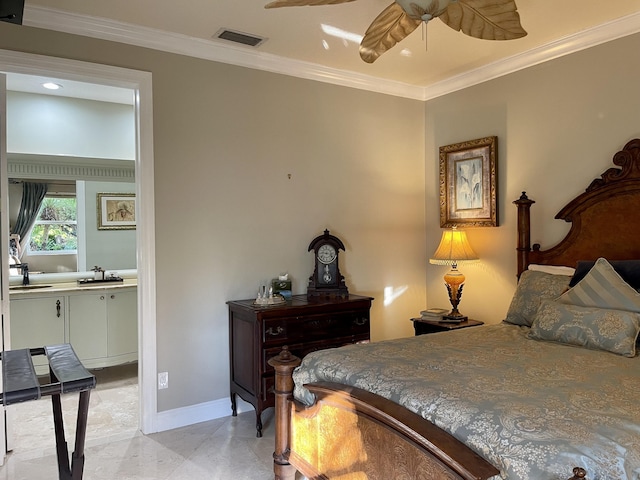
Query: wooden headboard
[[515, 138, 640, 277]]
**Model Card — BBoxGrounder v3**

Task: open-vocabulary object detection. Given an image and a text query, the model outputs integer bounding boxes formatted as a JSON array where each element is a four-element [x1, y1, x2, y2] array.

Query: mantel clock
[[307, 229, 349, 297]]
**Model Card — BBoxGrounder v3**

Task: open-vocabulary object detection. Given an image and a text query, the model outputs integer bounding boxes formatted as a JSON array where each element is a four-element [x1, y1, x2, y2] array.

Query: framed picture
[[97, 193, 136, 230], [439, 136, 498, 227]]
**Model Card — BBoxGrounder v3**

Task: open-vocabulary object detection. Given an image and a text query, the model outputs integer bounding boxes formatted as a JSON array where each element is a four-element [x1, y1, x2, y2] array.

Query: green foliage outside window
[[29, 197, 78, 252]]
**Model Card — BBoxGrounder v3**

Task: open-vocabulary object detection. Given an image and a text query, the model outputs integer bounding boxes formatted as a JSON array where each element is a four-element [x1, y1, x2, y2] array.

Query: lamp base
[[442, 266, 467, 323], [441, 313, 467, 323]]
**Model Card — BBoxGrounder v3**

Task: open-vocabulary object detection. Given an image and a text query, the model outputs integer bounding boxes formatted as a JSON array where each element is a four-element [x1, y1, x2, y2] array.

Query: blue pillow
[[504, 270, 571, 327], [530, 300, 640, 357]]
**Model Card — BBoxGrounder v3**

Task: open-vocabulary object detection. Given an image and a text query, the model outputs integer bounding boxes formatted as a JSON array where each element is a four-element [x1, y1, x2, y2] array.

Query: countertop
[[9, 278, 138, 296]]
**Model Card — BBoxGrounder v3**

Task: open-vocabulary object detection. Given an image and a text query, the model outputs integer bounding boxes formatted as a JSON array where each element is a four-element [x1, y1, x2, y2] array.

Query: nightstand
[[411, 317, 484, 336]]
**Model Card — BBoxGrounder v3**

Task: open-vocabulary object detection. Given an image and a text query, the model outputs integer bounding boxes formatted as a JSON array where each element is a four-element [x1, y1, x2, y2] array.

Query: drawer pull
[[56, 300, 61, 318], [354, 318, 367, 326], [266, 326, 284, 336]]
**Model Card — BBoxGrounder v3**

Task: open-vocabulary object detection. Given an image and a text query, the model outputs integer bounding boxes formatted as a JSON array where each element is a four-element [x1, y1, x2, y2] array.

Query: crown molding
[[23, 6, 640, 102], [422, 11, 640, 101], [22, 6, 425, 100], [8, 153, 135, 182]]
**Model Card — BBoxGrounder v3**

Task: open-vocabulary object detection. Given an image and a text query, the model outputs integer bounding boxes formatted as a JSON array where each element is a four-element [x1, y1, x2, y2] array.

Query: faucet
[[13, 263, 29, 285]]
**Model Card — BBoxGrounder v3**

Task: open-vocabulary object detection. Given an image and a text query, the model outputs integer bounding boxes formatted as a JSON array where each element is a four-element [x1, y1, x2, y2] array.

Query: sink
[[9, 285, 53, 290]]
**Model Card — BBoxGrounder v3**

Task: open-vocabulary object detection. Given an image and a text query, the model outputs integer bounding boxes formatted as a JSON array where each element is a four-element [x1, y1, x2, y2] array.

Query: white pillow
[[528, 264, 575, 276]]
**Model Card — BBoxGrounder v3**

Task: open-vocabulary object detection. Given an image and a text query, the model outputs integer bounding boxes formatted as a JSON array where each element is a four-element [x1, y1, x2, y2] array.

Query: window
[[28, 196, 78, 254]]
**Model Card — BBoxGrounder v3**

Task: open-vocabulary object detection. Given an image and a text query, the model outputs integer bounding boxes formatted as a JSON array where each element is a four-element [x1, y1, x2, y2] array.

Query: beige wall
[[1, 21, 639, 416], [425, 33, 640, 324], [0, 24, 426, 412]]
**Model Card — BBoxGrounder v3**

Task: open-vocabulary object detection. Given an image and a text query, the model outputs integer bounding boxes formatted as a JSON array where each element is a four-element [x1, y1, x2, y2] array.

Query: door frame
[[0, 71, 7, 465], [0, 49, 158, 435]]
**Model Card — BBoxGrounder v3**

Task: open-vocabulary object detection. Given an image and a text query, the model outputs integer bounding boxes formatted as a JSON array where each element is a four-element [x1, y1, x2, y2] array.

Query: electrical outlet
[[158, 371, 168, 389]]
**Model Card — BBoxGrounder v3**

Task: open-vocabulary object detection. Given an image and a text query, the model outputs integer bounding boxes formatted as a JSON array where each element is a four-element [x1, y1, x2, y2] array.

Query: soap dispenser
[[93, 266, 105, 281]]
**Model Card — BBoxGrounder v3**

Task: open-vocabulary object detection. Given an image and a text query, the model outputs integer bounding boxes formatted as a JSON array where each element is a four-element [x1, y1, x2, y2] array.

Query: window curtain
[[11, 182, 48, 257]]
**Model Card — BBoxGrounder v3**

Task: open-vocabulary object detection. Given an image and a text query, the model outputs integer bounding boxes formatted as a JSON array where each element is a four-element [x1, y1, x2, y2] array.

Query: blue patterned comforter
[[292, 323, 640, 480]]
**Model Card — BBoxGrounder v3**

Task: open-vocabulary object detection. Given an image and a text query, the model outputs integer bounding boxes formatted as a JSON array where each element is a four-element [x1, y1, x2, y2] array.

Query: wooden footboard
[[269, 347, 498, 480], [269, 348, 590, 480]]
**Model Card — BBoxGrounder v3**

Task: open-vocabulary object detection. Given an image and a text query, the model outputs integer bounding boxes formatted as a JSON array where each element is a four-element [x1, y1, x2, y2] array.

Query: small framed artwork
[[97, 193, 136, 230], [439, 136, 498, 227]]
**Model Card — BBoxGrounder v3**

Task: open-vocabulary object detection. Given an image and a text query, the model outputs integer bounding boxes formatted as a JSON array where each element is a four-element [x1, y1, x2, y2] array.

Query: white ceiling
[[6, 72, 135, 104], [7, 1, 640, 102]]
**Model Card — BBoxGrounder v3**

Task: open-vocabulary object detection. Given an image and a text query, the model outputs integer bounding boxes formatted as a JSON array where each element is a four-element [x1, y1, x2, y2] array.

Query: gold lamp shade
[[429, 227, 478, 321]]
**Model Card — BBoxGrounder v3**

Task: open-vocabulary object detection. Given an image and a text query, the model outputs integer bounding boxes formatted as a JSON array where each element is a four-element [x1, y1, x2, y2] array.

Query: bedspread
[[293, 323, 640, 480]]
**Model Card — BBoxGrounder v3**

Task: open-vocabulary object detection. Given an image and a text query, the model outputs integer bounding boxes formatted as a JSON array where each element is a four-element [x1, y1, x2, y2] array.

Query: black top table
[[1, 344, 96, 480]]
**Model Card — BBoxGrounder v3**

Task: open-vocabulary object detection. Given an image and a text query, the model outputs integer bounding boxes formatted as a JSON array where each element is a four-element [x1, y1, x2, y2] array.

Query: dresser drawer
[[262, 375, 275, 402], [263, 334, 368, 375], [262, 310, 370, 346], [263, 320, 288, 342]]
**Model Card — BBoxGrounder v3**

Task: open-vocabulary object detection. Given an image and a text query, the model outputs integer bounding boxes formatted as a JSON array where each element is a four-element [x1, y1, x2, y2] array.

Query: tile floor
[[0, 363, 278, 479]]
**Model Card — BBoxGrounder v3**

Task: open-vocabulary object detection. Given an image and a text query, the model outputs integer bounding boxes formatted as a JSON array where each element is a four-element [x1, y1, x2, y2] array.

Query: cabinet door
[[68, 293, 108, 361], [10, 296, 66, 368], [107, 289, 137, 357]]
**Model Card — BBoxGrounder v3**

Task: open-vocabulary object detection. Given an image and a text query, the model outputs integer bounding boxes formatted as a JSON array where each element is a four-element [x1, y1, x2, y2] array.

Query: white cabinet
[[68, 288, 137, 367], [69, 289, 138, 367], [68, 292, 108, 362], [10, 295, 66, 370], [106, 289, 137, 358], [10, 285, 137, 370]]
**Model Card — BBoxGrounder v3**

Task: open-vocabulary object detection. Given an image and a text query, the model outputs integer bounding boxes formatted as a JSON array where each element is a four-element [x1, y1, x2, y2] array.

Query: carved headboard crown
[[585, 138, 640, 192], [515, 139, 640, 277]]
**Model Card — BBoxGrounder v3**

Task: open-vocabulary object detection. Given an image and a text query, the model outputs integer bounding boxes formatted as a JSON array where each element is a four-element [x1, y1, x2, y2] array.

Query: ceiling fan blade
[[265, 0, 356, 8], [439, 0, 527, 40], [359, 2, 421, 64]]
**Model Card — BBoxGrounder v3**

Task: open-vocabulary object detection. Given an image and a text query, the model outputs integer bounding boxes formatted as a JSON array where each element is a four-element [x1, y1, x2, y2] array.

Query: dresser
[[228, 294, 373, 436]]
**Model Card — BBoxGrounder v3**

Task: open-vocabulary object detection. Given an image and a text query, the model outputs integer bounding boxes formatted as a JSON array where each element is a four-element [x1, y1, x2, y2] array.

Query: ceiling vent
[[0, 0, 24, 25], [215, 28, 266, 48]]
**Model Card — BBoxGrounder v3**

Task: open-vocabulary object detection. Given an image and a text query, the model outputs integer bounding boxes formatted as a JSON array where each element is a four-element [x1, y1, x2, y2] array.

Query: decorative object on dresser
[[429, 226, 479, 321], [412, 317, 484, 336], [268, 138, 640, 480], [439, 136, 498, 227], [271, 273, 292, 300], [227, 294, 372, 437], [306, 229, 349, 297]]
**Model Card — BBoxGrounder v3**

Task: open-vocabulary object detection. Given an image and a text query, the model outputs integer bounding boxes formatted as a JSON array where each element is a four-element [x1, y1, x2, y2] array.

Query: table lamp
[[429, 226, 479, 321]]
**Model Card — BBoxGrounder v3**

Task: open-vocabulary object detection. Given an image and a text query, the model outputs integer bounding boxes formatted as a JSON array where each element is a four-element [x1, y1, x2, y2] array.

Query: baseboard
[[154, 395, 254, 432]]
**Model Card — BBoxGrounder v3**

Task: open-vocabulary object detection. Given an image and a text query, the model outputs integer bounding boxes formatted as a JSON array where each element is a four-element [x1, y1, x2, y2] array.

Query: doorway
[[0, 50, 157, 461]]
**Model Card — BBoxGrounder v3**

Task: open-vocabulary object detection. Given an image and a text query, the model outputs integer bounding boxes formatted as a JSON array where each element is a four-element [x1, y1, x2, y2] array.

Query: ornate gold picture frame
[[439, 136, 498, 227], [97, 193, 136, 230]]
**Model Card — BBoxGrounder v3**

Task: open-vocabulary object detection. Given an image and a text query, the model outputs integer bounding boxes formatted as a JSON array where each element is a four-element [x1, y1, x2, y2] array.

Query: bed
[[269, 138, 640, 480]]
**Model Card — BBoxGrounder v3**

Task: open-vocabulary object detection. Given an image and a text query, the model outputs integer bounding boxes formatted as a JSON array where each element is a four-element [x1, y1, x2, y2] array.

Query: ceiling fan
[[265, 0, 527, 63]]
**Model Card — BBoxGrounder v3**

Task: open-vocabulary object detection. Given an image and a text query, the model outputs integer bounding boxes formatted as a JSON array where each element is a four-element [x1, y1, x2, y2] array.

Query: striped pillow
[[559, 258, 640, 312]]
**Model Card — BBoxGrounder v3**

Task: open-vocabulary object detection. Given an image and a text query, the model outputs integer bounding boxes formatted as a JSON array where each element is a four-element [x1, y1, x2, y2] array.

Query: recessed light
[[42, 82, 63, 90]]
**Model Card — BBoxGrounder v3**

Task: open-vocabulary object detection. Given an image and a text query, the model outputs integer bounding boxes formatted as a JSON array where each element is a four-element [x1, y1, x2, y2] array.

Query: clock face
[[317, 244, 337, 264]]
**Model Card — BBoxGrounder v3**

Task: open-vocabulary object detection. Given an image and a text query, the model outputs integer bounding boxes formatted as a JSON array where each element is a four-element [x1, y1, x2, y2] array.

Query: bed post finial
[[514, 192, 535, 278], [568, 467, 588, 480], [268, 347, 302, 480]]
